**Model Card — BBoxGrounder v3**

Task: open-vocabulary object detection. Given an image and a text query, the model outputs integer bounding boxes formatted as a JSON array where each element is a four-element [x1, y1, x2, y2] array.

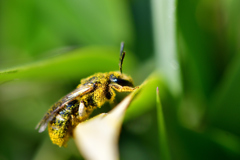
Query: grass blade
[[156, 87, 171, 160]]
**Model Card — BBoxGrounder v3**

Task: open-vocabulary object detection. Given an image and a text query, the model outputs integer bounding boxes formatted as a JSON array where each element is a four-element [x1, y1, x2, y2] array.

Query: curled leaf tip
[[73, 92, 136, 160]]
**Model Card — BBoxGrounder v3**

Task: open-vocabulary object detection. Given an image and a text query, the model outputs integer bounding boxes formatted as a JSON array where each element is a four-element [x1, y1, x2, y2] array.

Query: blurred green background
[[0, 0, 240, 159]]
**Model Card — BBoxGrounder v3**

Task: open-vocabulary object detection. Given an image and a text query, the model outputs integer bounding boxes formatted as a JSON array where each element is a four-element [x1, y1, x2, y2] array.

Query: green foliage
[[156, 87, 171, 160], [0, 0, 240, 159]]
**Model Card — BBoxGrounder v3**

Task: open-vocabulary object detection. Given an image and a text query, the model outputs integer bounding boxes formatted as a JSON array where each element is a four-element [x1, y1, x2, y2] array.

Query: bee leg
[[107, 88, 117, 107], [79, 101, 87, 118], [70, 115, 77, 126], [109, 83, 136, 92]]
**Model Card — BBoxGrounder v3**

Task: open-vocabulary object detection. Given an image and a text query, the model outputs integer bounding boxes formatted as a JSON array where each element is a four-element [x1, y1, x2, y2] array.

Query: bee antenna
[[119, 42, 125, 74]]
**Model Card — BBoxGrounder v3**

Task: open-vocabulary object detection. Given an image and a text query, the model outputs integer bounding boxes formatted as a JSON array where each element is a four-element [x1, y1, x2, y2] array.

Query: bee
[[36, 42, 137, 147]]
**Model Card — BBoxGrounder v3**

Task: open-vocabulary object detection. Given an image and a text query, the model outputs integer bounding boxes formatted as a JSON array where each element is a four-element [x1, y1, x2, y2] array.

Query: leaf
[[0, 46, 137, 84], [124, 72, 167, 122], [156, 87, 171, 160]]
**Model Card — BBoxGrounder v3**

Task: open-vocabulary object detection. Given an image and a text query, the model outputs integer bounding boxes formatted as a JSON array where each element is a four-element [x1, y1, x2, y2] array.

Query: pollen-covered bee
[[36, 42, 137, 147]]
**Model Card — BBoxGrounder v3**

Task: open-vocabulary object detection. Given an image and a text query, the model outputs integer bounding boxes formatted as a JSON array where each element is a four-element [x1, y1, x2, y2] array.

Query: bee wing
[[36, 83, 95, 133]]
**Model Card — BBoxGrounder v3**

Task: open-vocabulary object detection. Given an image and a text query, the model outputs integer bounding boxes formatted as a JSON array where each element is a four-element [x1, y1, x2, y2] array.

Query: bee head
[[109, 72, 134, 87]]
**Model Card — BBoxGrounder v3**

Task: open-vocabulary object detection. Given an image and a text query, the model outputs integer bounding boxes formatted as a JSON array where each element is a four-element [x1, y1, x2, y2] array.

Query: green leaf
[[0, 46, 137, 84], [156, 87, 171, 160], [124, 72, 167, 122]]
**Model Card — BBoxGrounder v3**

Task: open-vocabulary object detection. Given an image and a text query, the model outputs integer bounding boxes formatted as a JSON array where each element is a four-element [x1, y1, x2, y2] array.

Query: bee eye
[[110, 77, 133, 87]]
